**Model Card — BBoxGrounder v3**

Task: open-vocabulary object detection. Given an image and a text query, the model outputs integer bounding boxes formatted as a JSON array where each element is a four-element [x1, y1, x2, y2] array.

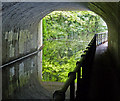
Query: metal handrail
[[1, 45, 44, 68], [96, 31, 108, 46]]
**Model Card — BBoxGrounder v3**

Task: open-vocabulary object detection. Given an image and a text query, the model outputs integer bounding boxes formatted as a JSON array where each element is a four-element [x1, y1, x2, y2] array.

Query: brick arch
[[2, 2, 89, 31], [2, 2, 119, 67]]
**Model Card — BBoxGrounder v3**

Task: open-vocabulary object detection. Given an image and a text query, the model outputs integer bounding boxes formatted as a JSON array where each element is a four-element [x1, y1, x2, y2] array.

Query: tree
[[42, 11, 107, 82]]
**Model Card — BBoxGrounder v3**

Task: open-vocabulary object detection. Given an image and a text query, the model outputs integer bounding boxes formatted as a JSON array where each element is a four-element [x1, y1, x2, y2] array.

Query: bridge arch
[[1, 2, 119, 100], [2, 2, 112, 64]]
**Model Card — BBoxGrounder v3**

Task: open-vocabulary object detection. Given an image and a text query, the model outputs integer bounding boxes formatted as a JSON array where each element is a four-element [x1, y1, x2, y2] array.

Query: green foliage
[[42, 11, 107, 82], [42, 40, 84, 82]]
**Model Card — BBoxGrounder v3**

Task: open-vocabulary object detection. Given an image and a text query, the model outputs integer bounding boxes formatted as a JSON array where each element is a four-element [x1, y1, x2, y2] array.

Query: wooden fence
[[53, 34, 97, 101]]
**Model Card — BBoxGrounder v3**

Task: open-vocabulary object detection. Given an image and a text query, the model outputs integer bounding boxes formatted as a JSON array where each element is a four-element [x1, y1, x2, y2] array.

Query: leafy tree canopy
[[42, 11, 107, 82]]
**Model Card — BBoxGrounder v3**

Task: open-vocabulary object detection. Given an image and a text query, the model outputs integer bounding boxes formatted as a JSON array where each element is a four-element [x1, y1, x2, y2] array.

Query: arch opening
[[2, 2, 116, 100], [40, 10, 108, 82]]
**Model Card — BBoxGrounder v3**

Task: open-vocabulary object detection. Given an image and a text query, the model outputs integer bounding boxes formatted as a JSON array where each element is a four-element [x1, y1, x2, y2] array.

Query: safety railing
[[96, 31, 108, 46], [1, 45, 44, 68], [53, 34, 96, 101]]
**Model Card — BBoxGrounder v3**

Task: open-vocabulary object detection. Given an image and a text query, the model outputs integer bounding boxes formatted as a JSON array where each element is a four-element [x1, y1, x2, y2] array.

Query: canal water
[[2, 40, 90, 100], [2, 54, 52, 100], [42, 40, 89, 82]]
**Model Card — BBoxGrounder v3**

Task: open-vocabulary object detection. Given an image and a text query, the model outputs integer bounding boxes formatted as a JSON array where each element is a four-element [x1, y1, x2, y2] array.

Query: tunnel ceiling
[[2, 2, 89, 32], [1, 2, 120, 66], [89, 2, 119, 28], [2, 2, 119, 45], [2, 2, 119, 31]]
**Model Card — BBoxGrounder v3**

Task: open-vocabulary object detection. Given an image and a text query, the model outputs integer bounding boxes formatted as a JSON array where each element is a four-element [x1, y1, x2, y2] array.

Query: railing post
[[77, 67, 80, 88], [94, 34, 96, 52], [96, 34, 97, 46], [68, 72, 76, 101], [98, 34, 99, 45], [53, 90, 65, 101], [76, 61, 80, 91], [100, 34, 101, 44], [96, 34, 98, 45], [101, 34, 102, 44], [104, 32, 105, 42]]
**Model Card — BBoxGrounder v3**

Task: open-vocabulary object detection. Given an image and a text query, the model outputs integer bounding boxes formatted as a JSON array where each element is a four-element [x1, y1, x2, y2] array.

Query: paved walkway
[[96, 42, 108, 55], [8, 42, 119, 100], [88, 42, 120, 101]]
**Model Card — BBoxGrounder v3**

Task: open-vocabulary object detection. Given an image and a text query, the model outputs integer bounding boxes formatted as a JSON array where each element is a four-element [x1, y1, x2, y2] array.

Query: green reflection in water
[[42, 40, 90, 82]]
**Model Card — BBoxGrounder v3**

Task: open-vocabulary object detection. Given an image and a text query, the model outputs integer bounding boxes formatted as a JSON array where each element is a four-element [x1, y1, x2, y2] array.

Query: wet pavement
[[96, 42, 108, 55]]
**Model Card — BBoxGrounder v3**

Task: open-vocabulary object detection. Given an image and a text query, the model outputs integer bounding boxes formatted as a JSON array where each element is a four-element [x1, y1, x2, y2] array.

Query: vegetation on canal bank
[[42, 11, 107, 82]]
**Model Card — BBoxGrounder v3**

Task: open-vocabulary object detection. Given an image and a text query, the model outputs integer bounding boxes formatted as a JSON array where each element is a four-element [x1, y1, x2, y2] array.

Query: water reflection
[[2, 55, 52, 99], [42, 40, 89, 82]]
